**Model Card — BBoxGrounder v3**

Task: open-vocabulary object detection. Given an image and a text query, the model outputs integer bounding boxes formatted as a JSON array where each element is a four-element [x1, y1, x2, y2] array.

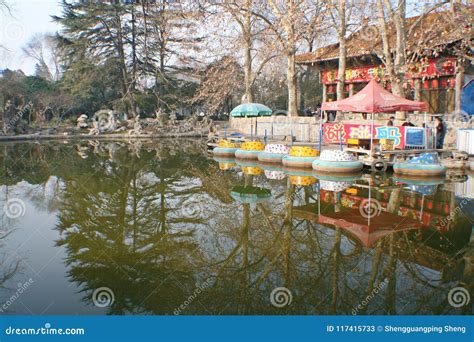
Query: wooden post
[[322, 84, 327, 103], [348, 84, 355, 119], [271, 117, 274, 138], [414, 79, 421, 114]]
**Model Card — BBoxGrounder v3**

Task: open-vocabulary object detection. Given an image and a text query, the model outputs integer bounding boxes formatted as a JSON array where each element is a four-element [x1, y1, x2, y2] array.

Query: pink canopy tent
[[318, 79, 430, 152], [321, 79, 428, 113]]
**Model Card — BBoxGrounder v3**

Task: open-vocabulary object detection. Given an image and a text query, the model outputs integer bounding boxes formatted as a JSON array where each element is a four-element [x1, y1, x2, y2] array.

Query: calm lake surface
[[0, 140, 472, 315]]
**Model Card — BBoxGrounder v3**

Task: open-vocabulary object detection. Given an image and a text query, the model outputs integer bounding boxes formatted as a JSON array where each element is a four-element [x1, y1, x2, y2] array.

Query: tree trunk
[[393, 0, 406, 119], [283, 4, 298, 118], [131, 5, 137, 91], [455, 61, 464, 112], [243, 9, 254, 103], [377, 0, 405, 119], [336, 0, 346, 102], [287, 51, 298, 117], [391, 0, 406, 98], [115, 10, 136, 118], [298, 71, 305, 110]]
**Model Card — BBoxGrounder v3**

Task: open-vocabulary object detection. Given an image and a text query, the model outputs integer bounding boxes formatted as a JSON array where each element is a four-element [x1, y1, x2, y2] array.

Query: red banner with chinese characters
[[322, 66, 387, 85], [323, 123, 406, 149], [321, 58, 456, 85]]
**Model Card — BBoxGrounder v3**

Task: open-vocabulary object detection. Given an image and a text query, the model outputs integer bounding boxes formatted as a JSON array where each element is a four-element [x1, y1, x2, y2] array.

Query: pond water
[[0, 140, 472, 315]]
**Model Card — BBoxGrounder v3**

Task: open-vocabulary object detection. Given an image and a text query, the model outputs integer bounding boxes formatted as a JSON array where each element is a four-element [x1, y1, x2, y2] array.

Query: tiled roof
[[296, 9, 472, 64]]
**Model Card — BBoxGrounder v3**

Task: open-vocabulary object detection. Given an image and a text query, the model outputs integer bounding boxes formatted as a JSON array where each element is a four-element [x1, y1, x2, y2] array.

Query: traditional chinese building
[[296, 9, 473, 114]]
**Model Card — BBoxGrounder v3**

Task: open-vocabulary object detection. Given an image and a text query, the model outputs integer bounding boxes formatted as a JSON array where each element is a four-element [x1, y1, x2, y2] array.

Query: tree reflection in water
[[0, 140, 471, 315]]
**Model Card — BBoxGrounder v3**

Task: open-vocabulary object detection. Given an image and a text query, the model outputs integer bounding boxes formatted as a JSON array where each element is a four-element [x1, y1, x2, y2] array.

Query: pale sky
[[0, 0, 62, 75]]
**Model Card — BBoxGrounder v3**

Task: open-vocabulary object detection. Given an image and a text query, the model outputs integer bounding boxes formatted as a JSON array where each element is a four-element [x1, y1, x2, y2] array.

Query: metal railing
[[251, 121, 320, 142]]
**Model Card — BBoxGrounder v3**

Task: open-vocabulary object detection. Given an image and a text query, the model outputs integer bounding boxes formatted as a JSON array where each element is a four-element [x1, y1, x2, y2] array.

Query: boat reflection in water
[[0, 140, 471, 316]]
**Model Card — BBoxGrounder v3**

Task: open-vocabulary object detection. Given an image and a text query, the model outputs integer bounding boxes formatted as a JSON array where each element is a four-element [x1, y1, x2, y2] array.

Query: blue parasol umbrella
[[230, 103, 272, 117]]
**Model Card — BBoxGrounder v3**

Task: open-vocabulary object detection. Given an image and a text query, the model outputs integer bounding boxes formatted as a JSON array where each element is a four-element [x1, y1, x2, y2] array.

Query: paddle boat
[[392, 175, 445, 186], [314, 172, 362, 183], [319, 179, 353, 193], [312, 150, 363, 173], [282, 146, 319, 169], [235, 141, 265, 160], [393, 176, 444, 196], [207, 132, 245, 151], [257, 144, 290, 164], [393, 152, 446, 177], [264, 170, 287, 180], [212, 139, 239, 158], [236, 159, 264, 176], [258, 163, 287, 180], [283, 169, 317, 186], [213, 157, 237, 171], [289, 175, 317, 186]]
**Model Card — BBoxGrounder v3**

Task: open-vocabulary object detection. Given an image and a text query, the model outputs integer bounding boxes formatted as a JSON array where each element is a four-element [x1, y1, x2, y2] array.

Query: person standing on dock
[[435, 116, 447, 149]]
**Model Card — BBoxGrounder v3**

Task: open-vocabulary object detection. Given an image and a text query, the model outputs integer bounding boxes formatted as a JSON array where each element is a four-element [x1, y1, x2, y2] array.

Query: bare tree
[[138, 1, 204, 110], [374, 0, 471, 115], [375, 0, 407, 99], [251, 1, 314, 116], [0, 0, 11, 51], [192, 57, 243, 114], [22, 34, 62, 82], [198, 0, 278, 105], [327, 0, 347, 102], [0, 0, 10, 14]]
